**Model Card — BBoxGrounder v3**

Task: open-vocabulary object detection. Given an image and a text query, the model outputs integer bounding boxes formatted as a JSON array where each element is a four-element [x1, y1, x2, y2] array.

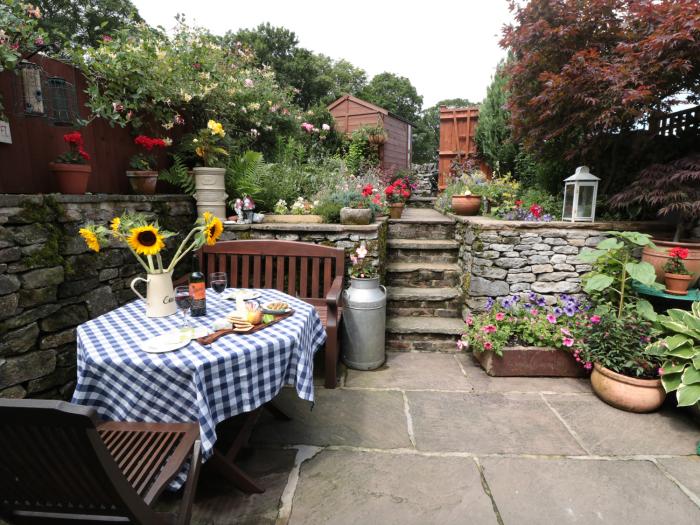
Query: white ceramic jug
[[130, 271, 177, 317]]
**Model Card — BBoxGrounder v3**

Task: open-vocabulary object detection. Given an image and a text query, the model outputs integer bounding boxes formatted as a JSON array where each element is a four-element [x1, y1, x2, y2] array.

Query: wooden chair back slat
[[133, 433, 171, 493], [217, 254, 226, 274], [201, 240, 345, 299], [206, 255, 215, 279]]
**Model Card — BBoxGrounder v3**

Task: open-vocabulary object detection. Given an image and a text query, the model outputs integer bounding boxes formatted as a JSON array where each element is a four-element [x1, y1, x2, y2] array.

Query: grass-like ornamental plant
[[646, 302, 700, 407]]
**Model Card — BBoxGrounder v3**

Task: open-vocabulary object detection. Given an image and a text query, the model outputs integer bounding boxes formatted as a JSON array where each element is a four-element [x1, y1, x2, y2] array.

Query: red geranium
[[63, 131, 83, 146], [134, 135, 167, 151], [384, 185, 395, 196], [529, 203, 543, 218], [55, 131, 90, 164], [362, 184, 374, 197], [515, 199, 523, 207], [669, 247, 689, 260]]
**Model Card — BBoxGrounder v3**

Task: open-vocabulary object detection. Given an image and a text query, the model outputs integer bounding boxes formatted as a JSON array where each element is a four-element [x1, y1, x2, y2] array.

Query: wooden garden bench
[[0, 399, 201, 525], [198, 239, 345, 388]]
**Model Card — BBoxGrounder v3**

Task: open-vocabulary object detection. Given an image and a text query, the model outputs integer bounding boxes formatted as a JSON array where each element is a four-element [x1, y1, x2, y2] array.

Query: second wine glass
[[210, 272, 227, 296]]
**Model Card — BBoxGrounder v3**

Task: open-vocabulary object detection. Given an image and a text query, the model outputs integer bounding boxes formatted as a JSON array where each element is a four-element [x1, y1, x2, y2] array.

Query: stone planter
[[263, 214, 323, 224], [49, 162, 91, 194], [193, 167, 227, 220], [643, 239, 700, 287], [451, 195, 481, 216], [473, 346, 586, 377], [591, 363, 665, 413], [126, 170, 158, 195], [664, 273, 692, 295], [340, 207, 372, 225], [388, 203, 404, 219], [341, 277, 386, 370]]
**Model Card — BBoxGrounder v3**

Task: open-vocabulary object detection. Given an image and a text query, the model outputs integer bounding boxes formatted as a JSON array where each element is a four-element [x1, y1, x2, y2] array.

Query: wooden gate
[[438, 106, 482, 190]]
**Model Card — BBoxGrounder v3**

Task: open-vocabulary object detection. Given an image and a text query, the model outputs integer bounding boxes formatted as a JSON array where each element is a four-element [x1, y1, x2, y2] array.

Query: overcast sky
[[132, 0, 513, 109]]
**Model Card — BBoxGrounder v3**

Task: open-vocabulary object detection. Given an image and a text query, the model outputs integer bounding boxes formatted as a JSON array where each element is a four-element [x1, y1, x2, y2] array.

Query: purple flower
[[528, 292, 537, 302], [536, 296, 546, 307], [485, 297, 495, 311], [564, 304, 576, 317], [553, 306, 563, 317]]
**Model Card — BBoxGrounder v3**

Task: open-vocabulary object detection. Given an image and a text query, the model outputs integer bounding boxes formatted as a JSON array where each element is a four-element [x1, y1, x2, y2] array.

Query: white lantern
[[562, 166, 600, 222]]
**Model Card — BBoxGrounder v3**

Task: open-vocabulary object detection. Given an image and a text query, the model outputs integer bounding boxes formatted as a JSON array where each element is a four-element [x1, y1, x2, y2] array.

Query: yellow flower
[[79, 228, 100, 253], [207, 119, 225, 137], [203, 211, 213, 223], [195, 146, 204, 158], [127, 225, 165, 256], [110, 217, 121, 233], [204, 216, 223, 246]]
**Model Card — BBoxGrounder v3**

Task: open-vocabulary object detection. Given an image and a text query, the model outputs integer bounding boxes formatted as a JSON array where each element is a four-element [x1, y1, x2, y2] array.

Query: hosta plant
[[646, 302, 700, 407]]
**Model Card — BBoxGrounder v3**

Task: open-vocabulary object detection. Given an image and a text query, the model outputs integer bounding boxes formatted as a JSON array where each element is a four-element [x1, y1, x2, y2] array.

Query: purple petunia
[[485, 297, 495, 311], [553, 306, 563, 317], [563, 304, 576, 317]]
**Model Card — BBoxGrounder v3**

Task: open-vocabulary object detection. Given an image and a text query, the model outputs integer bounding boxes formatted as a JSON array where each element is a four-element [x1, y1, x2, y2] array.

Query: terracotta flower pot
[[49, 162, 91, 194], [126, 170, 158, 195], [591, 363, 665, 413], [388, 203, 404, 219], [642, 239, 700, 287], [664, 273, 692, 295], [451, 195, 482, 216]]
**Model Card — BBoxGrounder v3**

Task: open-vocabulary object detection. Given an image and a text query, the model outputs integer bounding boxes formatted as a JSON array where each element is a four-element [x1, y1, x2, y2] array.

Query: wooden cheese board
[[196, 310, 295, 345]]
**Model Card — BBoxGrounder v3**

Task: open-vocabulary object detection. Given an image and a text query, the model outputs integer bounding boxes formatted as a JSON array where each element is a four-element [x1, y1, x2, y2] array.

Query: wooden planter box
[[473, 346, 586, 377], [263, 214, 323, 224]]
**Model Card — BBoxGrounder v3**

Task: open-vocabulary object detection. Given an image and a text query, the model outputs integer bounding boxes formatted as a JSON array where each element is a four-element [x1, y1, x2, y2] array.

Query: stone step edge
[[387, 239, 459, 250], [387, 287, 462, 301], [386, 262, 461, 273], [386, 317, 465, 335]]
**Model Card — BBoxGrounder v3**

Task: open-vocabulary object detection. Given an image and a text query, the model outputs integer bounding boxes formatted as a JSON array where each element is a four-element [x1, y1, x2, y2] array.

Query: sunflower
[[110, 217, 121, 233], [204, 216, 223, 246], [128, 225, 165, 256], [79, 228, 100, 253]]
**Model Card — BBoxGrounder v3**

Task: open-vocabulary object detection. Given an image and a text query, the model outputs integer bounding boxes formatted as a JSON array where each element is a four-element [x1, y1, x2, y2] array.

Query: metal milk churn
[[341, 276, 387, 370]]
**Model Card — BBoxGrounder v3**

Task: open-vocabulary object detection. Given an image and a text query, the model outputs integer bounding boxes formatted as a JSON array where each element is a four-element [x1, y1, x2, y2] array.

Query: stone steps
[[388, 218, 455, 240], [386, 316, 464, 352], [386, 262, 461, 288], [407, 196, 436, 209], [387, 239, 459, 263], [387, 286, 462, 318]]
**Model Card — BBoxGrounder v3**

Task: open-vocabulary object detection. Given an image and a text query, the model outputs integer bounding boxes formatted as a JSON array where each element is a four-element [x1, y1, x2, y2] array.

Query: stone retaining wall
[[455, 215, 673, 313], [0, 194, 195, 400]]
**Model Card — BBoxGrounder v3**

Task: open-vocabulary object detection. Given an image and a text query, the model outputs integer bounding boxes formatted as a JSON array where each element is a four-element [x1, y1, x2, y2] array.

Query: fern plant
[[158, 155, 196, 196], [226, 151, 265, 207]]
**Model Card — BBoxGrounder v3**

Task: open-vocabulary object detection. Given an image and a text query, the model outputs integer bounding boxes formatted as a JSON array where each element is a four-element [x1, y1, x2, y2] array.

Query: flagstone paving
[[163, 351, 700, 524]]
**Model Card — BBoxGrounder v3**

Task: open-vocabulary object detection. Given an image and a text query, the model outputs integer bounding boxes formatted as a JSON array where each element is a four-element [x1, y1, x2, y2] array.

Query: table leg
[[264, 402, 292, 421]]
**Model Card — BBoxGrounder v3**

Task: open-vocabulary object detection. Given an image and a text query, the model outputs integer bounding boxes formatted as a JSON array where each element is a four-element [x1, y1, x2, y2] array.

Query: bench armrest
[[325, 276, 344, 308]]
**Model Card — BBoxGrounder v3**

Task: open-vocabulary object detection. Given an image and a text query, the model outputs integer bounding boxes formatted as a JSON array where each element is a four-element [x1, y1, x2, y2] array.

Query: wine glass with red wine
[[210, 272, 227, 297], [174, 285, 192, 329]]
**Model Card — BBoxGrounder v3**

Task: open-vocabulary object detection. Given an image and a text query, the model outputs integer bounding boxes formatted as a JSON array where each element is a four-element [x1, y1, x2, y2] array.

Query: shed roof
[[327, 94, 415, 127]]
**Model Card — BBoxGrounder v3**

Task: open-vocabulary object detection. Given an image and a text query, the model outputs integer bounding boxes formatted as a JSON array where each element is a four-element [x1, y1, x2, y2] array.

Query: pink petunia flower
[[530, 308, 538, 315], [590, 315, 601, 324], [584, 362, 593, 370], [546, 314, 557, 324], [483, 341, 493, 351], [560, 327, 571, 336], [456, 340, 464, 350], [465, 316, 474, 326], [562, 337, 574, 347], [482, 325, 497, 334], [495, 312, 505, 321]]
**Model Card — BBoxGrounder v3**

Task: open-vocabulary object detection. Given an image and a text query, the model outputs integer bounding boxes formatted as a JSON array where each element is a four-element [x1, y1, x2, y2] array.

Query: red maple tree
[[501, 0, 700, 162]]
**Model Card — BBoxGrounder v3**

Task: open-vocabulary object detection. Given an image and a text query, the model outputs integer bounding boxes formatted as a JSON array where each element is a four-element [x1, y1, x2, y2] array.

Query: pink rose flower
[[590, 315, 601, 324], [495, 312, 505, 321]]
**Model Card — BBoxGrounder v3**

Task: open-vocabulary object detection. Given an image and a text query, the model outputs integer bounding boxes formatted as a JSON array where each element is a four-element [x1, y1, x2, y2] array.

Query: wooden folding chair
[[0, 399, 201, 525]]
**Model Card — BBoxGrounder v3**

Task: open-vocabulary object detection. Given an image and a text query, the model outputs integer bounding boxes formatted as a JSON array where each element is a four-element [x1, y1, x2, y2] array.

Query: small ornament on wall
[[0, 120, 11, 144]]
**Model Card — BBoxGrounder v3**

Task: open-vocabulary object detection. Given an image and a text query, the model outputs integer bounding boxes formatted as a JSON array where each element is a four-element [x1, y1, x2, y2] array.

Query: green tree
[[35, 0, 142, 47], [412, 98, 474, 164], [359, 72, 423, 123], [475, 61, 517, 174]]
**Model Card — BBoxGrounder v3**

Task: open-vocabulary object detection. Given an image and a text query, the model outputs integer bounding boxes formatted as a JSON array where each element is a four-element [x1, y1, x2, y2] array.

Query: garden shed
[[327, 94, 413, 174]]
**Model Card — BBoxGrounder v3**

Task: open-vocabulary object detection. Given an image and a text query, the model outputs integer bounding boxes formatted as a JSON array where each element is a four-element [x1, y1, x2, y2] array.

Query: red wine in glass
[[210, 272, 227, 296]]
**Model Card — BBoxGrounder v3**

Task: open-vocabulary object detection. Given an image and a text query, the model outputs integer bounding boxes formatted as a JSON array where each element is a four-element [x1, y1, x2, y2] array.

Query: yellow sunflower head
[[79, 227, 100, 253], [204, 216, 223, 246], [110, 217, 121, 233], [128, 225, 165, 256]]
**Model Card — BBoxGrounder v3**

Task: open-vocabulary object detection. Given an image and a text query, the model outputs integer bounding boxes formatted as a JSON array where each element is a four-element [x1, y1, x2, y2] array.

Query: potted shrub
[[366, 125, 387, 146], [49, 131, 92, 194], [610, 153, 700, 286], [340, 184, 374, 225], [646, 302, 700, 412], [662, 246, 692, 295], [384, 178, 411, 219], [126, 135, 169, 194], [192, 120, 229, 219], [460, 293, 588, 377], [576, 231, 666, 412]]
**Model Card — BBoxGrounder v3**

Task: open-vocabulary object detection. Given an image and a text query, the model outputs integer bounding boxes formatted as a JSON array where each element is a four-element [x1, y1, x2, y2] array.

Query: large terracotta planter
[[664, 273, 692, 295], [473, 346, 586, 377], [643, 239, 700, 287], [388, 203, 404, 219], [340, 207, 372, 225], [591, 363, 665, 413], [126, 170, 158, 195], [451, 195, 481, 216], [49, 162, 91, 194]]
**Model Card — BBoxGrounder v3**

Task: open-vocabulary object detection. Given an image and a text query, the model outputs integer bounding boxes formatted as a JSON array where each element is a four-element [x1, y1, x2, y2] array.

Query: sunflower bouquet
[[78, 211, 223, 274]]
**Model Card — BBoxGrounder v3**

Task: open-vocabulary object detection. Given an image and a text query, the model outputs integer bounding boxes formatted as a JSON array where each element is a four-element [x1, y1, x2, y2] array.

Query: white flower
[[322, 123, 330, 131], [356, 243, 368, 259]]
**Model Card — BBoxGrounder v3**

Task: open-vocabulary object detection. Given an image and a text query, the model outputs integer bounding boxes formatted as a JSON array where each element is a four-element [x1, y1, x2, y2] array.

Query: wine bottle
[[189, 252, 207, 317]]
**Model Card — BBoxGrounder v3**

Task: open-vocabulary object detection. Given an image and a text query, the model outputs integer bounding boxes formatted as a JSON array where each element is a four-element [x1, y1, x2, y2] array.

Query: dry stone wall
[[0, 194, 195, 400], [455, 216, 672, 314]]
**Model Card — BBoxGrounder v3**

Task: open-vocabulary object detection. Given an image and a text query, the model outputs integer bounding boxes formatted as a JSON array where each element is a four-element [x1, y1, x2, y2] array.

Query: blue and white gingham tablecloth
[[72, 288, 326, 489]]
